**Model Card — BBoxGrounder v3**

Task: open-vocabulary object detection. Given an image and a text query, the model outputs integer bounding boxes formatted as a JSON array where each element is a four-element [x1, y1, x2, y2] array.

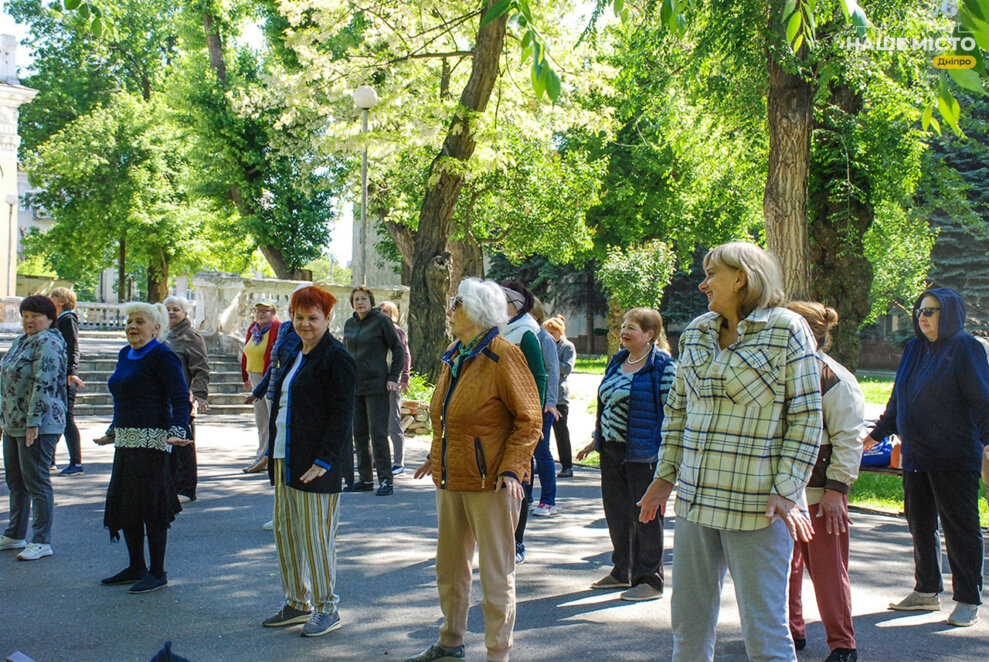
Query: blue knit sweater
[[870, 287, 989, 472], [108, 341, 192, 438]]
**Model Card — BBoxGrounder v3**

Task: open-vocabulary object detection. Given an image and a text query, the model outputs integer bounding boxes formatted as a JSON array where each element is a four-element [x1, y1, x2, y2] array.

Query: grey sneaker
[[947, 602, 979, 627], [620, 583, 663, 601], [263, 603, 312, 627], [405, 643, 466, 662], [301, 611, 341, 637], [889, 591, 940, 611], [590, 574, 630, 590]]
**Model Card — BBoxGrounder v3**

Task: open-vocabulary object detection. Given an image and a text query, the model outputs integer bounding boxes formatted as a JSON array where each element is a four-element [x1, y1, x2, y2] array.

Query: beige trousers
[[436, 487, 521, 662], [248, 372, 269, 459]]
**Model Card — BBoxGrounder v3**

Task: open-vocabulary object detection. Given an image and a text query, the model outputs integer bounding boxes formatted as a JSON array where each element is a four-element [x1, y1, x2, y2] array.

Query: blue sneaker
[[392, 465, 405, 475], [59, 464, 84, 476], [301, 610, 342, 637], [515, 541, 525, 565]]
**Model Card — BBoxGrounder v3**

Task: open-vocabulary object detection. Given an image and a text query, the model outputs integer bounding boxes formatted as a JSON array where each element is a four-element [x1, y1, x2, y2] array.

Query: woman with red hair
[[261, 286, 357, 638]]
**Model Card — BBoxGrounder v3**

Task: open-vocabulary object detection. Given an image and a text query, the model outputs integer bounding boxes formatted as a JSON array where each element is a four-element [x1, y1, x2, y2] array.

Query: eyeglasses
[[915, 307, 940, 318], [448, 297, 462, 313]]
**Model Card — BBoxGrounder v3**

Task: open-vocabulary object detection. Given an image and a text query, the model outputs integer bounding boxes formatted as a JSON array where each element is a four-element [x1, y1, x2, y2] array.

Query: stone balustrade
[[190, 271, 409, 356]]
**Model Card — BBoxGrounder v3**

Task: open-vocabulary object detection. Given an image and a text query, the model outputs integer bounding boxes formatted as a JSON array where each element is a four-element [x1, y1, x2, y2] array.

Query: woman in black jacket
[[50, 287, 85, 475], [343, 285, 405, 496], [261, 286, 356, 638]]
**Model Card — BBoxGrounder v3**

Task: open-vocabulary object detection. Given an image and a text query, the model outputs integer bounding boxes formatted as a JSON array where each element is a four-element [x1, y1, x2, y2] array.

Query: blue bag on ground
[[861, 436, 894, 467]]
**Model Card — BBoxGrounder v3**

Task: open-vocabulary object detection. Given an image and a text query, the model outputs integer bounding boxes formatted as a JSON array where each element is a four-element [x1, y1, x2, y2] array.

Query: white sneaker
[[17, 543, 53, 561], [0, 535, 27, 551], [533, 503, 557, 517], [262, 519, 274, 531]]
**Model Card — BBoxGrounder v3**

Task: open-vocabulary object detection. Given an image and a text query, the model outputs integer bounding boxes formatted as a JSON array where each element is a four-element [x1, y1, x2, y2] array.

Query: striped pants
[[273, 460, 340, 613]]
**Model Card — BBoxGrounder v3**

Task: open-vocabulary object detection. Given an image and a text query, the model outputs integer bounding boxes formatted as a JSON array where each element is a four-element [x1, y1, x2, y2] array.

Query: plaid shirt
[[656, 308, 822, 531]]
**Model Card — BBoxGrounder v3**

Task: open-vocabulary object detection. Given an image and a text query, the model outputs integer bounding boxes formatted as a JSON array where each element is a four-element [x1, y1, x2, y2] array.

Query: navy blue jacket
[[593, 346, 676, 463], [254, 321, 302, 400], [871, 288, 989, 472]]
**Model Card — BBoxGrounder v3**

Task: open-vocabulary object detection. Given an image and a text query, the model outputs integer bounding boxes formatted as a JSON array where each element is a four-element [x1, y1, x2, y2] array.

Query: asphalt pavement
[[1, 409, 987, 661]]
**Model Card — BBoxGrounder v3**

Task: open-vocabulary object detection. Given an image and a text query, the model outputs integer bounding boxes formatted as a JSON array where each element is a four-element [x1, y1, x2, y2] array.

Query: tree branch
[[389, 50, 474, 65]]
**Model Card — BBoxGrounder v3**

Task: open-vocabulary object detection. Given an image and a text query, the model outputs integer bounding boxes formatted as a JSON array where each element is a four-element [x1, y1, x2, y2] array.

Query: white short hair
[[458, 278, 509, 330], [121, 302, 168, 331], [163, 295, 193, 313]]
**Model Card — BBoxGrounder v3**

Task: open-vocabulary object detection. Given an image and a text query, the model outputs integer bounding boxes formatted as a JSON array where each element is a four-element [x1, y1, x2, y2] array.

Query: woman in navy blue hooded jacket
[[865, 287, 989, 628]]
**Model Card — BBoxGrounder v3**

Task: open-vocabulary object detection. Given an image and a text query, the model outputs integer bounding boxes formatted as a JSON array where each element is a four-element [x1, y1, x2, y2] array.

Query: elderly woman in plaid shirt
[[639, 242, 822, 662]]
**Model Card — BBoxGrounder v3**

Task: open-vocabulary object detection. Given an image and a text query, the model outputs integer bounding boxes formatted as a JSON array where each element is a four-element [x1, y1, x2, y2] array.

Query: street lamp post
[[352, 85, 378, 286]]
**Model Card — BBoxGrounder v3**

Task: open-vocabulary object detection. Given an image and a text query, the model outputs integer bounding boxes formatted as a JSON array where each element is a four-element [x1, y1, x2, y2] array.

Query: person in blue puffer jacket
[[865, 287, 989, 628], [577, 307, 676, 602]]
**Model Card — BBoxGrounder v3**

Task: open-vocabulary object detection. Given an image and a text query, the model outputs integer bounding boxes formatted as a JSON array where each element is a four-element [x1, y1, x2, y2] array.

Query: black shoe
[[557, 467, 573, 478], [347, 481, 374, 492], [129, 571, 167, 594], [101, 566, 147, 586], [376, 480, 394, 496], [825, 649, 857, 662], [793, 638, 806, 651]]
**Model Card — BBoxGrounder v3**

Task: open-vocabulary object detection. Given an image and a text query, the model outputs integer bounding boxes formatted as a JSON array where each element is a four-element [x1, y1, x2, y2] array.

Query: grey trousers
[[388, 389, 404, 468], [672, 517, 796, 662], [3, 433, 58, 544]]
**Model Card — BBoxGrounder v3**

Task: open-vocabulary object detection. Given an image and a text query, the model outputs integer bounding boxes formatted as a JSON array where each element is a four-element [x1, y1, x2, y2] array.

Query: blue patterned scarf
[[251, 322, 273, 345]]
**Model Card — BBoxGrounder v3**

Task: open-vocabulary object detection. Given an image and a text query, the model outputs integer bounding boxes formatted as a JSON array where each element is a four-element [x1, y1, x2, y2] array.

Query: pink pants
[[788, 500, 856, 650]]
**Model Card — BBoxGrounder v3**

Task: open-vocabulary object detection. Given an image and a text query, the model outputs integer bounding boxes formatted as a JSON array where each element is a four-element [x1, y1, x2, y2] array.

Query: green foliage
[[17, 253, 58, 278], [573, 354, 608, 375], [857, 376, 894, 406], [22, 93, 218, 281], [404, 372, 435, 403], [597, 240, 677, 311]]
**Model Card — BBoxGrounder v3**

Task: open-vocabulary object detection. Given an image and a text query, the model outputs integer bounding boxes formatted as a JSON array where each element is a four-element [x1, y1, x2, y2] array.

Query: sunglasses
[[915, 307, 940, 318], [448, 296, 463, 313]]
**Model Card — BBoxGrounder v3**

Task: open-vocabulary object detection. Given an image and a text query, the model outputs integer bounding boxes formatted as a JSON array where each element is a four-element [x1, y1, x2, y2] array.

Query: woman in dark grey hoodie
[[866, 287, 989, 628], [343, 286, 405, 496]]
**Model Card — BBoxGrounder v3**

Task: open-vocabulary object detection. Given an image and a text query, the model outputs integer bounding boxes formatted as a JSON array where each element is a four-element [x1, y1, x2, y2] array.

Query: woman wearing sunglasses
[[864, 287, 989, 628]]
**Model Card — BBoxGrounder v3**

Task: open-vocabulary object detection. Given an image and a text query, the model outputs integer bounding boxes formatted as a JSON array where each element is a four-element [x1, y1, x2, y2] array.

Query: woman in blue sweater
[[96, 302, 192, 594], [577, 308, 676, 602], [865, 287, 989, 628]]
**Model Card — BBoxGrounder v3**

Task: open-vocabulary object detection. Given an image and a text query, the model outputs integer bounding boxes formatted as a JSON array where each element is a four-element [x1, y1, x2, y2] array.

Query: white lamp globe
[[353, 85, 378, 110]]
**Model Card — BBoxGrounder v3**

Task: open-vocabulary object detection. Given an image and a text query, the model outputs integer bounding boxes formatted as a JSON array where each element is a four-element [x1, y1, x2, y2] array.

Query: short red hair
[[290, 286, 337, 317]]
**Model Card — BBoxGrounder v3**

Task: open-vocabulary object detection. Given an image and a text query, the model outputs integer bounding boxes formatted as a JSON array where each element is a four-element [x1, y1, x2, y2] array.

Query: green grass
[[858, 376, 894, 406], [574, 354, 608, 375], [849, 472, 989, 527]]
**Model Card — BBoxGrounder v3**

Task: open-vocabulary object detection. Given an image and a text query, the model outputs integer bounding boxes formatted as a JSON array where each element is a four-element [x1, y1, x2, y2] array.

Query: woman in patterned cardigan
[[0, 295, 67, 561]]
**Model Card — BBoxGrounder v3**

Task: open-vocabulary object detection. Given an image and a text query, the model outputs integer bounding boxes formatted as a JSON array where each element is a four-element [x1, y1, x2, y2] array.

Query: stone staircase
[[0, 330, 253, 418]]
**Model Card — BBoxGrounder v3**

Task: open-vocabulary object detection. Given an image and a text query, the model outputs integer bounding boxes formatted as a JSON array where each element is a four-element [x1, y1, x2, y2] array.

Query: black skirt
[[104, 447, 182, 539]]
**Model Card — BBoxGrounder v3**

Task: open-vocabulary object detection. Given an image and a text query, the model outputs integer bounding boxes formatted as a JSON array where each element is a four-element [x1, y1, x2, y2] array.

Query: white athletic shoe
[[17, 543, 53, 561]]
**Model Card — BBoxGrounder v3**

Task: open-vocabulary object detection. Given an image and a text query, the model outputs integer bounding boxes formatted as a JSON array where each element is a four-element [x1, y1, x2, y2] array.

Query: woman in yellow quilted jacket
[[408, 277, 542, 662]]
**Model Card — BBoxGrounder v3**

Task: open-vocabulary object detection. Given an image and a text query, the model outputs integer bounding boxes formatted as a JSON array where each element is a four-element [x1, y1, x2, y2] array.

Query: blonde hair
[[786, 301, 838, 351], [704, 242, 785, 318], [379, 301, 399, 324], [50, 287, 77, 310], [120, 302, 168, 335], [624, 307, 670, 352], [542, 315, 566, 337]]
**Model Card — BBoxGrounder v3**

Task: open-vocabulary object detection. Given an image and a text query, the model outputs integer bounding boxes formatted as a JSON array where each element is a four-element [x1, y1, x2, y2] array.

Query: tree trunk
[[448, 237, 484, 292], [606, 297, 623, 357], [200, 8, 291, 280], [118, 233, 127, 303], [764, 40, 813, 300], [809, 83, 873, 371], [147, 257, 169, 303], [408, 5, 508, 380], [585, 263, 597, 353], [203, 14, 227, 84]]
